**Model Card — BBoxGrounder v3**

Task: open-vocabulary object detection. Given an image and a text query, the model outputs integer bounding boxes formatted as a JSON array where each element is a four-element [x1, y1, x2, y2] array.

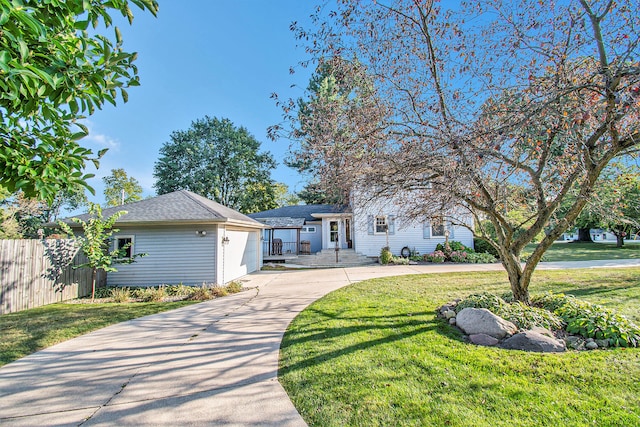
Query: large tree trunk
[[616, 233, 625, 248], [500, 251, 531, 304], [577, 227, 594, 242]]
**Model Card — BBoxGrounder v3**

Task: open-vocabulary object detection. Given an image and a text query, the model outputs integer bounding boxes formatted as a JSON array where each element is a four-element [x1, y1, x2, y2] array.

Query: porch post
[[296, 228, 301, 254]]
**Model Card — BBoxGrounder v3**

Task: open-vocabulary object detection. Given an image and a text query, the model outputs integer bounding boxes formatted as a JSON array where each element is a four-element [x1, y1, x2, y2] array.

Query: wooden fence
[[0, 239, 101, 315]]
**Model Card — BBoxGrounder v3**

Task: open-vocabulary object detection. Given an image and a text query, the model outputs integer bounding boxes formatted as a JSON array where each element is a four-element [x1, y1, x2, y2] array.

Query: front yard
[[279, 268, 640, 426]]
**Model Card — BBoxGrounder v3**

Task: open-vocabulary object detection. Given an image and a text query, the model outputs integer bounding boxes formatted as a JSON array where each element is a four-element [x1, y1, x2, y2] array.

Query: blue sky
[[81, 1, 316, 205]]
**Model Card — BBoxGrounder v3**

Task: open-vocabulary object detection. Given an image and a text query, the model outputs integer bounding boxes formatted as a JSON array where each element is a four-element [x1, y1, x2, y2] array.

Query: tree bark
[[616, 233, 625, 248], [577, 228, 594, 242]]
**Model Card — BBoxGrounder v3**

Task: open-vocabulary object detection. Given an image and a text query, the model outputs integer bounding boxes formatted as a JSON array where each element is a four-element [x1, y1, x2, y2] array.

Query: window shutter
[[388, 215, 396, 235], [423, 221, 430, 239], [368, 215, 374, 235]]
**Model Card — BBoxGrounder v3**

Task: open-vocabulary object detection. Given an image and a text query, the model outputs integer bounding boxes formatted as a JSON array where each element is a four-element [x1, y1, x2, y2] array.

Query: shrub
[[473, 238, 500, 258], [533, 292, 640, 347], [449, 251, 468, 263], [93, 287, 113, 299], [424, 250, 446, 263], [110, 287, 131, 303], [379, 247, 393, 265], [465, 252, 497, 264], [436, 240, 472, 254]]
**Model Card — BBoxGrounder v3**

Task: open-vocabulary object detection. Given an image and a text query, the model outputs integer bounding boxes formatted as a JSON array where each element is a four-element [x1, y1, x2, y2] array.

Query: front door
[[323, 217, 353, 250], [329, 220, 339, 247]]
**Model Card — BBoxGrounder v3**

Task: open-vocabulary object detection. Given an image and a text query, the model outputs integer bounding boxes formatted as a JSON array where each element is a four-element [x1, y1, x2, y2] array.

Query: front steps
[[287, 249, 376, 268]]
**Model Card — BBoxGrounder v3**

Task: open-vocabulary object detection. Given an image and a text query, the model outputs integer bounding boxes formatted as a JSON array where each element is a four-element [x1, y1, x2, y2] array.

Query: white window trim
[[301, 226, 316, 233], [114, 235, 135, 259], [374, 216, 388, 235]]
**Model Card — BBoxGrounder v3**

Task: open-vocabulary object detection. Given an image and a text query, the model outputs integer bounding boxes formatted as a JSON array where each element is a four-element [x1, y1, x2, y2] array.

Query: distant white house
[[63, 190, 266, 286], [249, 192, 474, 260]]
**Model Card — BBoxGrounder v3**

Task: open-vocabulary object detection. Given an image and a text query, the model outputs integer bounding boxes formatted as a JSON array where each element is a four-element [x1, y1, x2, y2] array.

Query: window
[[375, 216, 388, 234], [431, 216, 446, 237], [329, 221, 339, 242], [115, 236, 134, 259], [301, 226, 316, 233]]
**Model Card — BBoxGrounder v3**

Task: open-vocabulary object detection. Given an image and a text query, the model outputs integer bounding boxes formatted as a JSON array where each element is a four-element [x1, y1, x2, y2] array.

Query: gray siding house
[[65, 190, 266, 286]]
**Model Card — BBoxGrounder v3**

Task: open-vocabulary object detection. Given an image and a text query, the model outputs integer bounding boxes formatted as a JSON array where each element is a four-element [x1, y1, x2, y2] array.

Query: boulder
[[456, 308, 518, 339], [501, 330, 566, 353], [449, 318, 457, 325], [469, 333, 499, 347], [529, 327, 554, 338]]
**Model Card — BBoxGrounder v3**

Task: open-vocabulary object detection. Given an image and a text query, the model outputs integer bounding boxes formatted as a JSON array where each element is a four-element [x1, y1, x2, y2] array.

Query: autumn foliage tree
[[272, 0, 640, 303]]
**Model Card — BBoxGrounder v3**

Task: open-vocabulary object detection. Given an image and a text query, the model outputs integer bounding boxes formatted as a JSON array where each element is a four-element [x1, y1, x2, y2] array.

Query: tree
[[0, 0, 159, 203], [274, 183, 301, 207], [154, 116, 278, 214], [58, 203, 144, 301], [274, 0, 640, 303], [103, 168, 143, 207], [297, 181, 344, 205], [561, 163, 640, 246]]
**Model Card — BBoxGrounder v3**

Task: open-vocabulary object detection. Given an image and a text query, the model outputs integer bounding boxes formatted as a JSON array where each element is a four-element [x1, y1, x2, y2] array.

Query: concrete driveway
[[1, 260, 639, 426]]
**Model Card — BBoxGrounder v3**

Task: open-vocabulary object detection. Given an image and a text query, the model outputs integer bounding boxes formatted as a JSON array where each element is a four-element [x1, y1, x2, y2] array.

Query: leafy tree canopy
[[103, 168, 143, 207], [153, 116, 278, 214], [0, 0, 158, 203]]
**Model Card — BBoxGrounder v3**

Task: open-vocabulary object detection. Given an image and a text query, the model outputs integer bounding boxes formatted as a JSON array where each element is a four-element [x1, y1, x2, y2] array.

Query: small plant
[[189, 285, 213, 301], [424, 250, 446, 263], [134, 285, 167, 302], [211, 285, 229, 298], [110, 287, 131, 303], [165, 283, 192, 297], [465, 252, 497, 263], [379, 247, 393, 264], [533, 292, 640, 347], [455, 292, 564, 330], [225, 281, 243, 293], [391, 256, 409, 265]]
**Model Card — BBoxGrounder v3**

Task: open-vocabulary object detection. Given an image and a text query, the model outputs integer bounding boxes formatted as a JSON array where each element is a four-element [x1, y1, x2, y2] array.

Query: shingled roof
[[63, 190, 264, 228], [248, 204, 349, 223]]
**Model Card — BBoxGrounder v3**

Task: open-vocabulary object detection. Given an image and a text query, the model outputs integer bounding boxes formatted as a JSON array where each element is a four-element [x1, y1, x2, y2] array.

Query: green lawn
[[527, 240, 640, 261], [279, 268, 640, 427], [0, 301, 197, 367]]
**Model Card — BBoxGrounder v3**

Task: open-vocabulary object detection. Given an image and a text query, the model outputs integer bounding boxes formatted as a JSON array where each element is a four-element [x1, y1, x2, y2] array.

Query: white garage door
[[223, 229, 258, 283]]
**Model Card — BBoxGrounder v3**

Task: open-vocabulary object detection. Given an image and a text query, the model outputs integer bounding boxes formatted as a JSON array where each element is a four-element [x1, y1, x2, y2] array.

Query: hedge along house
[[62, 190, 266, 286]]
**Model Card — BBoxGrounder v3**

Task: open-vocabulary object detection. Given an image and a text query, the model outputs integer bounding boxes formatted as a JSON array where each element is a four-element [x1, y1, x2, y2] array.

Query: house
[[63, 190, 266, 286], [248, 204, 348, 259], [249, 194, 474, 261]]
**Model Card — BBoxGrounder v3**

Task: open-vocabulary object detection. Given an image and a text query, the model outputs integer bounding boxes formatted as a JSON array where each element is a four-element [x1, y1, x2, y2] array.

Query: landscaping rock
[[449, 318, 457, 325], [565, 335, 585, 350], [444, 310, 456, 319], [501, 330, 566, 353], [456, 308, 518, 339], [469, 333, 499, 347], [585, 341, 599, 350], [595, 339, 609, 348]]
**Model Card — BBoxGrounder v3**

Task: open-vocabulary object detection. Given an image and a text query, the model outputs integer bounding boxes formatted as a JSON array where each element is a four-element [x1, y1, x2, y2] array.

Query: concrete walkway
[[1, 259, 639, 426]]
